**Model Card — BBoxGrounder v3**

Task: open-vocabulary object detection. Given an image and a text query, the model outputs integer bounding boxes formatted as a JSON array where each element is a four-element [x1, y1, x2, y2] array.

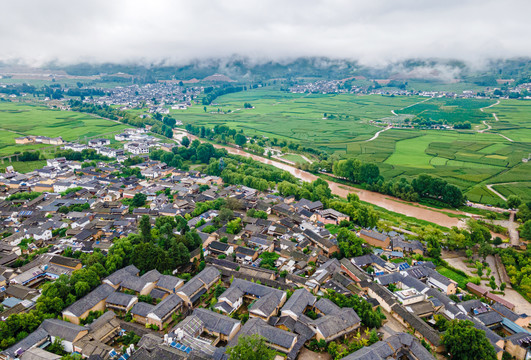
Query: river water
[[177, 131, 463, 228]]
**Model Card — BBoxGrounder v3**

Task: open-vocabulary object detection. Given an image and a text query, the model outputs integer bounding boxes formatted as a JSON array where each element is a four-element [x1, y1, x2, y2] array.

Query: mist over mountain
[[1, 0, 531, 69]]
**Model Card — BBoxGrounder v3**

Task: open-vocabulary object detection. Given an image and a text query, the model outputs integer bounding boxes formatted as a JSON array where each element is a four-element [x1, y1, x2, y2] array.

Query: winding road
[[364, 125, 391, 142], [479, 120, 492, 133], [476, 101, 515, 141]]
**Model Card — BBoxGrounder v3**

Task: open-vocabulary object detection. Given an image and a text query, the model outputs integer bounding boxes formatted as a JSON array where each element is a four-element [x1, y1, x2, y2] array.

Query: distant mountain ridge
[[2, 56, 531, 84]]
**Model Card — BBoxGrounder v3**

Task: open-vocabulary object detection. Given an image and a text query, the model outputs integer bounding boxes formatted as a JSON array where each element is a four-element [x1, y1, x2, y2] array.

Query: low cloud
[[1, 0, 530, 67]]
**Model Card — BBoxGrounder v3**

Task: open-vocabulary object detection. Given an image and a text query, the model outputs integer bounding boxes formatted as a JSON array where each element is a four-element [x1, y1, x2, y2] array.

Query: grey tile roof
[[149, 294, 182, 320], [341, 332, 436, 360], [3, 328, 49, 358], [141, 269, 162, 283], [63, 284, 115, 317], [281, 289, 316, 317], [192, 308, 240, 336], [218, 279, 286, 318], [149, 288, 169, 300], [375, 272, 403, 286], [178, 266, 219, 298], [156, 275, 183, 291], [104, 265, 140, 286], [120, 274, 149, 293], [507, 332, 531, 347], [313, 298, 340, 315], [131, 302, 156, 317], [39, 318, 86, 342], [491, 303, 521, 322], [360, 229, 388, 242], [391, 303, 441, 346], [476, 311, 503, 326], [106, 291, 137, 307], [229, 318, 297, 351], [400, 274, 429, 292], [351, 254, 386, 268], [311, 308, 360, 339]]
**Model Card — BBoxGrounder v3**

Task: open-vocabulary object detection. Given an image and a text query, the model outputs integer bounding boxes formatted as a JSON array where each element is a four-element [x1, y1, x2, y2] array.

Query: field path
[[483, 182, 521, 245], [392, 97, 432, 116], [477, 102, 515, 141], [497, 133, 514, 142], [486, 183, 511, 202], [480, 100, 500, 112], [478, 120, 492, 133], [363, 125, 391, 142], [477, 100, 500, 133]]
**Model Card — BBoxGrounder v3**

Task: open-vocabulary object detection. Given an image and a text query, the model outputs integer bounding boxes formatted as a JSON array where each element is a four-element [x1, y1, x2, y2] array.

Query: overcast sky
[[2, 0, 530, 66]]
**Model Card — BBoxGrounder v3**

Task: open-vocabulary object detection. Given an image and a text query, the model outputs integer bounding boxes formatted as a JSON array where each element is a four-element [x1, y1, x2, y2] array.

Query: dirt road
[[443, 252, 530, 313]]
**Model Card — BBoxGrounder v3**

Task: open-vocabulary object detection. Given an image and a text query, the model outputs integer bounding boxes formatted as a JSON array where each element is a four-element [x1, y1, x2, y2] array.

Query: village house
[[176, 266, 220, 306], [62, 284, 115, 324], [358, 229, 390, 248]]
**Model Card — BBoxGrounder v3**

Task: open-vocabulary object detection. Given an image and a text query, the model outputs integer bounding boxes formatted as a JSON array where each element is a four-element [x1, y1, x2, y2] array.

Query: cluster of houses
[[0, 156, 529, 360], [15, 135, 64, 146], [61, 128, 165, 161], [84, 82, 200, 111]]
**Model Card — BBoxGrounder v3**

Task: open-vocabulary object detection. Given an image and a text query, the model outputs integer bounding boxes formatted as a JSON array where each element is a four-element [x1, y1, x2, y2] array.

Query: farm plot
[[0, 103, 128, 141], [492, 182, 531, 204], [395, 97, 496, 124], [174, 89, 423, 147]]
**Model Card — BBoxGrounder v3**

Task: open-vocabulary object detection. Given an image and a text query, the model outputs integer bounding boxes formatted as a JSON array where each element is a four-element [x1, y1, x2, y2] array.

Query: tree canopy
[[442, 320, 497, 360], [226, 335, 275, 360]]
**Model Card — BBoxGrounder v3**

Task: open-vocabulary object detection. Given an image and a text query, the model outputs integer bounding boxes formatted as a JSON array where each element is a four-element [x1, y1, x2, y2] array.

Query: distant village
[[0, 129, 529, 360], [289, 78, 531, 99], [86, 83, 202, 113]]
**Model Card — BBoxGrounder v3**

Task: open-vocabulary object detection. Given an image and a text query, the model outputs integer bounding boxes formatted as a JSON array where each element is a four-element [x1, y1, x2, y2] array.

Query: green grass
[[281, 154, 309, 164], [0, 102, 129, 156], [174, 89, 423, 146], [436, 266, 471, 289], [492, 182, 531, 203], [0, 103, 128, 141], [396, 97, 495, 124], [173, 89, 530, 205], [0, 160, 47, 173]]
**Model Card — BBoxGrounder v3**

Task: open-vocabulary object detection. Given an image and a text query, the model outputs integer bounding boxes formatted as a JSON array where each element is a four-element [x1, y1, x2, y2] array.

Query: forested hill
[[36, 57, 531, 83]]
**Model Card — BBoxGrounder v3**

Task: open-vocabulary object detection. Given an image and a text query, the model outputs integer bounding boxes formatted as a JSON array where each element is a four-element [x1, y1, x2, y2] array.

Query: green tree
[[226, 218, 242, 234], [219, 208, 234, 222], [139, 215, 152, 242], [181, 136, 190, 147], [520, 220, 531, 240], [506, 195, 522, 209], [442, 320, 497, 360], [226, 334, 275, 360], [336, 228, 367, 258], [169, 241, 190, 268], [235, 133, 247, 147], [74, 281, 90, 298], [132, 193, 147, 207]]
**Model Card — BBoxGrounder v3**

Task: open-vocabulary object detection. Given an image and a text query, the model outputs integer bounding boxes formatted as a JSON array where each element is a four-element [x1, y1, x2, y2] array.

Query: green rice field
[[0, 102, 128, 156], [169, 88, 530, 204]]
